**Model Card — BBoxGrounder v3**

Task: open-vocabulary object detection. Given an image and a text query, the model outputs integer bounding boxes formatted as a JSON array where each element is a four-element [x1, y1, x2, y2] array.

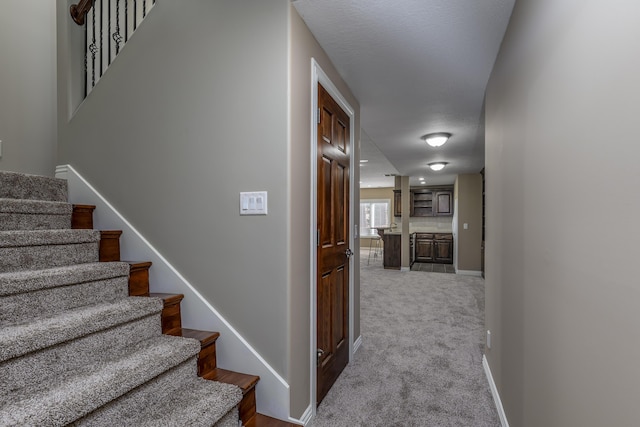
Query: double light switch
[[240, 191, 268, 215]]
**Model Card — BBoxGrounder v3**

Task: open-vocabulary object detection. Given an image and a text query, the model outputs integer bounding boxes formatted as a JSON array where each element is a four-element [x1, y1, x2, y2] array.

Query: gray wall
[[58, 0, 290, 379], [454, 174, 482, 272], [57, 1, 360, 418], [289, 5, 360, 416], [485, 0, 640, 425], [0, 0, 57, 175]]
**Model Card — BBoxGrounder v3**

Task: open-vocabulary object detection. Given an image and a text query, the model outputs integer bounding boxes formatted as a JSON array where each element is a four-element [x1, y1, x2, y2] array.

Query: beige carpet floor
[[310, 260, 500, 427]]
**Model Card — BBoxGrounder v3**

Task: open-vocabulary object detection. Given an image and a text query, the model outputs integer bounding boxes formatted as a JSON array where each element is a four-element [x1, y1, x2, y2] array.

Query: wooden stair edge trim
[[124, 260, 153, 269], [180, 328, 220, 347], [149, 292, 184, 306], [203, 368, 259, 393]]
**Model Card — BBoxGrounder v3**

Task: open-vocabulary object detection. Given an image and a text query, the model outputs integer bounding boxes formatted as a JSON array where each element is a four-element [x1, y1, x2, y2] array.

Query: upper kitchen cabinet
[[410, 187, 453, 217], [393, 190, 402, 217]]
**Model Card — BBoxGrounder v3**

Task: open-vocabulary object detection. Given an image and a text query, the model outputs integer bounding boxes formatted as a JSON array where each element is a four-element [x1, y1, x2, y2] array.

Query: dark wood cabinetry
[[394, 187, 453, 217], [410, 190, 434, 217], [393, 190, 402, 217], [434, 191, 453, 215], [433, 234, 453, 263], [414, 233, 453, 264], [415, 234, 434, 262]]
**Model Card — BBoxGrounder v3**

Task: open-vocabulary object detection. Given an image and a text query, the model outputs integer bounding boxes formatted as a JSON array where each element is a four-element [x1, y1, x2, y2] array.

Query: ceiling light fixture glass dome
[[422, 132, 451, 147], [428, 162, 448, 171]]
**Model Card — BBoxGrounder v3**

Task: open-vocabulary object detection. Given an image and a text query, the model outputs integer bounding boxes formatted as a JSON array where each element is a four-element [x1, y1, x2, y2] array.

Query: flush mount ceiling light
[[428, 162, 448, 171], [422, 132, 451, 148]]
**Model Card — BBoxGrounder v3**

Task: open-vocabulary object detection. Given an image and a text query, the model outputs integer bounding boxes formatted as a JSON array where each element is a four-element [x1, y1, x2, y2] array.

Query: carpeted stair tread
[[0, 198, 72, 215], [0, 335, 204, 426], [0, 170, 68, 202], [0, 296, 163, 362], [0, 263, 132, 327], [0, 229, 101, 272], [72, 359, 243, 427], [0, 229, 101, 247], [0, 262, 130, 296], [0, 198, 72, 231], [0, 315, 161, 397]]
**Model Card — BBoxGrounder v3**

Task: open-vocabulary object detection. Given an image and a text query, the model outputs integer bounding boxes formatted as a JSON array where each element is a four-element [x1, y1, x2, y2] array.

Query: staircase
[[0, 170, 296, 427]]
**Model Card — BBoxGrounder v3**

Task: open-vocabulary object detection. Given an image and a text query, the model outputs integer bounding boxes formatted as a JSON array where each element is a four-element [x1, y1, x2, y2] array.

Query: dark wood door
[[316, 83, 350, 405]]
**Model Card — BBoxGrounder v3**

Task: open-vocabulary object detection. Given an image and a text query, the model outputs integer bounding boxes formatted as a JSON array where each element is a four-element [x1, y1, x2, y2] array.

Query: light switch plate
[[240, 191, 268, 215]]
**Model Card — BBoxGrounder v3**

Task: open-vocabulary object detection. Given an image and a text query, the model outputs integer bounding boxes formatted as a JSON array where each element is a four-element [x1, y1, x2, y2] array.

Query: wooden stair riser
[[127, 261, 152, 297], [181, 329, 220, 376], [71, 204, 95, 229], [240, 388, 257, 425], [150, 293, 184, 336], [99, 230, 122, 261], [204, 368, 260, 426], [85, 212, 294, 426]]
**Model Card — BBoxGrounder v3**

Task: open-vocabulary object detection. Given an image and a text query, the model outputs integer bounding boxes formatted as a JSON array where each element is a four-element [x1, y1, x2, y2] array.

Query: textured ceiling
[[293, 0, 515, 187]]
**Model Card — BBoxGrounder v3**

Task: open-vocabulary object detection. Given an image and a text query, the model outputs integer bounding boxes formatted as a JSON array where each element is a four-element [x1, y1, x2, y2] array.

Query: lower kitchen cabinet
[[433, 234, 453, 263], [414, 233, 453, 264], [415, 235, 434, 262]]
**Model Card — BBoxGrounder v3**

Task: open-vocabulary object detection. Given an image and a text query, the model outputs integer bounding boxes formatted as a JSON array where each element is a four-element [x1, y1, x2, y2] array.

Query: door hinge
[[317, 107, 321, 124]]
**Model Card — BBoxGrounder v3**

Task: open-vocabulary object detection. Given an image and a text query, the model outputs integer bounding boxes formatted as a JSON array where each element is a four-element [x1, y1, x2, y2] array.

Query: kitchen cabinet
[[393, 190, 402, 217], [410, 190, 434, 217], [414, 233, 453, 264], [396, 187, 454, 217], [433, 233, 453, 263], [434, 191, 453, 215], [379, 230, 401, 270], [409, 187, 453, 217]]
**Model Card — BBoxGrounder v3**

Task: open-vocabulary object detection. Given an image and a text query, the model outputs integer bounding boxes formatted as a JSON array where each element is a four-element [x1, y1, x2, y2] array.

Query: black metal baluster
[[143, 0, 146, 18], [90, 5, 97, 88], [113, 0, 122, 54], [99, 0, 103, 77], [134, 0, 137, 31], [84, 21, 88, 97], [108, 0, 111, 66], [125, 0, 129, 42]]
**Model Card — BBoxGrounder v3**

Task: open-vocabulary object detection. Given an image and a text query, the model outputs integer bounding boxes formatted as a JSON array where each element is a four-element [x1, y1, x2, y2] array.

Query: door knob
[[317, 348, 325, 366], [345, 248, 354, 258]]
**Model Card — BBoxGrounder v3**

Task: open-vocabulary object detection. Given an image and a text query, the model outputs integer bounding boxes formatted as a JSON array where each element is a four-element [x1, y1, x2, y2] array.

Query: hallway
[[310, 258, 499, 426]]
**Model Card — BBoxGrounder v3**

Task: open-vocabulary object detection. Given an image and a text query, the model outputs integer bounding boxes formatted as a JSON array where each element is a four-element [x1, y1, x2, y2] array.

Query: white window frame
[[360, 198, 391, 237]]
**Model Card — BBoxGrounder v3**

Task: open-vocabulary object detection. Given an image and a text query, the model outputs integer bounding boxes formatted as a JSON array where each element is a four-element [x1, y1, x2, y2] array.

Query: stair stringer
[[55, 164, 291, 422]]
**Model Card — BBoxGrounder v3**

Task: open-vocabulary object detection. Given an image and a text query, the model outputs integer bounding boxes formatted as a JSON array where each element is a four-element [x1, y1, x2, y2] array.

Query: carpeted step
[[0, 198, 72, 230], [0, 334, 207, 426], [0, 229, 101, 273], [72, 358, 242, 427], [0, 262, 131, 327], [0, 313, 160, 397], [0, 296, 163, 363], [0, 170, 68, 202]]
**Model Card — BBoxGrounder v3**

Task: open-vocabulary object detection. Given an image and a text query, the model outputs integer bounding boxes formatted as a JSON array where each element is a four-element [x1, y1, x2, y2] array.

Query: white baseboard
[[293, 405, 313, 426], [483, 355, 510, 427], [456, 269, 483, 277], [56, 164, 291, 420], [353, 334, 363, 354]]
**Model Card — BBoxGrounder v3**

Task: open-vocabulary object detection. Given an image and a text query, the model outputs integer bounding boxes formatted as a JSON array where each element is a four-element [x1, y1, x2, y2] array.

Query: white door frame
[[309, 58, 356, 417]]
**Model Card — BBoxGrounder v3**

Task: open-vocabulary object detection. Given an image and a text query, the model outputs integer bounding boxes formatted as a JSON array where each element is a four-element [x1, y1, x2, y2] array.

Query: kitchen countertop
[[376, 228, 453, 236], [384, 228, 453, 236]]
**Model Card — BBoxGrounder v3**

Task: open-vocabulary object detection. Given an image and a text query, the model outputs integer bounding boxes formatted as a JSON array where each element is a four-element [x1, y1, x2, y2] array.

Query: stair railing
[[70, 0, 155, 97]]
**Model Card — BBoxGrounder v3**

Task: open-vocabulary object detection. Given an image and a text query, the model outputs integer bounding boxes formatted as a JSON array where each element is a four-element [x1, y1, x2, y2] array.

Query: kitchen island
[[376, 228, 401, 270]]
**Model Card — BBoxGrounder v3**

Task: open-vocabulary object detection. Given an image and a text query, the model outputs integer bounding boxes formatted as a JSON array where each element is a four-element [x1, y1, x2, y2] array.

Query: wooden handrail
[[70, 0, 94, 26]]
